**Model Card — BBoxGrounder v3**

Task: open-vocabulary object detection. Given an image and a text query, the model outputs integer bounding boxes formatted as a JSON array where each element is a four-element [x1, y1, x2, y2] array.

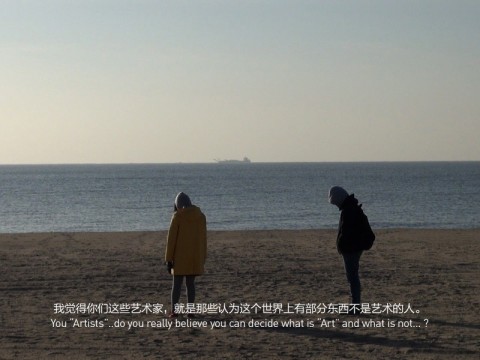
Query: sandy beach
[[0, 229, 478, 359]]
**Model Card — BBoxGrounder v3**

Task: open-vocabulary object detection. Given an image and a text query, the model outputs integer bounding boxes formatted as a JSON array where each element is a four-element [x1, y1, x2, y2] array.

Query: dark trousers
[[342, 251, 362, 304], [171, 275, 196, 312]]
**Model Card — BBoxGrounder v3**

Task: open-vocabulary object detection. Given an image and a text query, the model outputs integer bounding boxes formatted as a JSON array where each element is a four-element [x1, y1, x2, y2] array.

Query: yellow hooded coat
[[165, 206, 207, 275]]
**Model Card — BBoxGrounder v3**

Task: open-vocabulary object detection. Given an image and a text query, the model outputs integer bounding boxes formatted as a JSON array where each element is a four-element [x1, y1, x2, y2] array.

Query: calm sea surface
[[0, 162, 478, 233]]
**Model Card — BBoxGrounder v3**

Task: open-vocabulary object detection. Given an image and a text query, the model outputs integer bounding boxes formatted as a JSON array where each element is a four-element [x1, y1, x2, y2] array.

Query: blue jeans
[[342, 251, 362, 304]]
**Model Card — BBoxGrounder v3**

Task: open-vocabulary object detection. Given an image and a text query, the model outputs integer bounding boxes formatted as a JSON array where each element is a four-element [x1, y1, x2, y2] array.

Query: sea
[[0, 162, 479, 233]]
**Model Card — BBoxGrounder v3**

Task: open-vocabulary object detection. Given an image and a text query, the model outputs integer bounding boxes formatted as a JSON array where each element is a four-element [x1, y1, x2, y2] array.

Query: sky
[[1, 0, 479, 164]]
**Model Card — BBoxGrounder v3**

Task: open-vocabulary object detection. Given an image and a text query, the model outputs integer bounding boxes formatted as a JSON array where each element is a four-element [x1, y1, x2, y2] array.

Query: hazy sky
[[1, 0, 479, 164]]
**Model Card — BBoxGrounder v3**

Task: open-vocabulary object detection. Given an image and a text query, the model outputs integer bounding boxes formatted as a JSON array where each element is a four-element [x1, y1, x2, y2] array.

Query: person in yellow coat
[[165, 192, 207, 318]]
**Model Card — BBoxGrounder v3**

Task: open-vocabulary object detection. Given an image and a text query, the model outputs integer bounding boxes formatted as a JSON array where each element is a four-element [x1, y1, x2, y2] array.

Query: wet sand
[[0, 229, 479, 359]]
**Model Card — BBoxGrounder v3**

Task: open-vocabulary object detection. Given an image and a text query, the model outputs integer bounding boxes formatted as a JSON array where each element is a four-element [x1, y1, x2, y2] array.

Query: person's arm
[[165, 214, 179, 263], [337, 208, 358, 252], [203, 214, 207, 262]]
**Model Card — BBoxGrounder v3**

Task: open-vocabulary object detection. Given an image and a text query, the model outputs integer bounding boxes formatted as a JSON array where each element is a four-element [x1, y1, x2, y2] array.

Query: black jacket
[[336, 194, 365, 254]]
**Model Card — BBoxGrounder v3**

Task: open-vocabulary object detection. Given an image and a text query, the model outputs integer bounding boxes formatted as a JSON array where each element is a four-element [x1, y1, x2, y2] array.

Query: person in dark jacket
[[329, 186, 364, 309]]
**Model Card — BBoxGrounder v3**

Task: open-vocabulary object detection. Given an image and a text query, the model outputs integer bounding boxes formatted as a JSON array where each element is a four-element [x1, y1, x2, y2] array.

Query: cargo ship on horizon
[[214, 157, 251, 164]]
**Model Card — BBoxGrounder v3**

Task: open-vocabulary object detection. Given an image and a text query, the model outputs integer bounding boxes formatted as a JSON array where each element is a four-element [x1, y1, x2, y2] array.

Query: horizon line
[[1, 160, 479, 166]]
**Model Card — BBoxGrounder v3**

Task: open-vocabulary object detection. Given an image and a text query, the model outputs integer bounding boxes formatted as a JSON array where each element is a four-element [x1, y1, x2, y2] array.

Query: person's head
[[174, 192, 192, 211], [328, 186, 349, 208]]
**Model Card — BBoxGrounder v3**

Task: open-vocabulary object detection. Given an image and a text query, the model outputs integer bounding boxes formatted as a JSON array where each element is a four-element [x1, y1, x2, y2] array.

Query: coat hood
[[328, 186, 349, 208], [175, 192, 192, 210]]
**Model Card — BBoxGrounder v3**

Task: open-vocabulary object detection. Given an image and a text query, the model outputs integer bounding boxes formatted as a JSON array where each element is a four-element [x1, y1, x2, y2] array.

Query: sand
[[0, 229, 479, 359]]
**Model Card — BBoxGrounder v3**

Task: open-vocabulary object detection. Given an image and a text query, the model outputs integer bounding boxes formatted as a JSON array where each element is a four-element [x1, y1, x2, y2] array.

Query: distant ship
[[214, 157, 251, 164]]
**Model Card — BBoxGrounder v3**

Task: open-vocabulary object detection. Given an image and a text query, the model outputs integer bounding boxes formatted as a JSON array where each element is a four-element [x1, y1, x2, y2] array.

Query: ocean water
[[0, 162, 478, 233]]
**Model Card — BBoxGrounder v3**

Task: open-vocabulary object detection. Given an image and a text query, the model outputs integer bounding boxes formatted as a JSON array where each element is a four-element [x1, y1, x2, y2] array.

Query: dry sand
[[0, 229, 479, 359]]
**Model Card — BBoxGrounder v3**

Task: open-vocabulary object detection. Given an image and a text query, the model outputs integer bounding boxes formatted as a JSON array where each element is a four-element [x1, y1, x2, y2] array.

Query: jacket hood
[[175, 192, 192, 210], [328, 186, 349, 208]]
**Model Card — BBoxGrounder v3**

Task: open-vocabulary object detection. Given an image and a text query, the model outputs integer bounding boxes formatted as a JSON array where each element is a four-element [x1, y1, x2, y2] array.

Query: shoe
[[168, 312, 178, 318]]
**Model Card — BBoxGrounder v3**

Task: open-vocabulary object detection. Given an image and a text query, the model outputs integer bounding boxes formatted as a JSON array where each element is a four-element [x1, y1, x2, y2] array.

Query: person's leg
[[171, 275, 184, 314], [342, 251, 362, 304], [185, 275, 196, 304]]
